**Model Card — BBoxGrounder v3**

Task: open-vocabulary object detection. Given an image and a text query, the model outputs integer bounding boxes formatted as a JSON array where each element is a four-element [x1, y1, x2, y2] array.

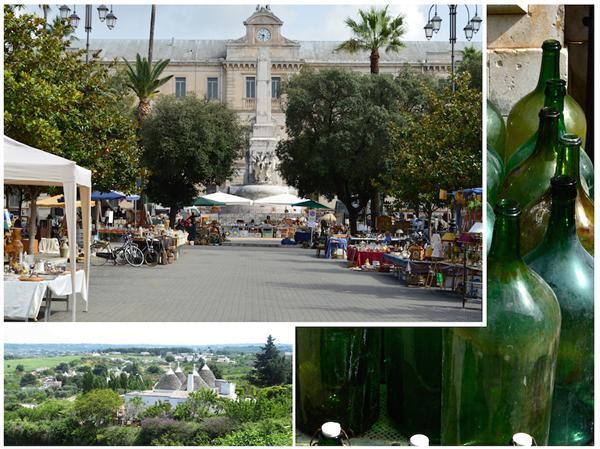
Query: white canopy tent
[[253, 193, 309, 205], [4, 136, 92, 321], [202, 191, 253, 205]]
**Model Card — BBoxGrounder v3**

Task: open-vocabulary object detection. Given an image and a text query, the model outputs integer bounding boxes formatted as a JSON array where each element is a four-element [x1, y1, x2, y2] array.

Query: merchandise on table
[[506, 39, 587, 157], [521, 134, 594, 255], [524, 176, 594, 445], [442, 200, 561, 445], [296, 328, 381, 436]]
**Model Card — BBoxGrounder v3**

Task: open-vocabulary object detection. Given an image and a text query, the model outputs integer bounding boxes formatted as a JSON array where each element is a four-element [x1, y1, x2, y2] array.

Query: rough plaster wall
[[487, 5, 566, 116]]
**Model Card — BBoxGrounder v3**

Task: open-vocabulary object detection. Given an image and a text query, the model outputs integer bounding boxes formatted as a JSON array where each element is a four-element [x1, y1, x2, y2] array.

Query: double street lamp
[[424, 5, 482, 91], [58, 4, 117, 63]]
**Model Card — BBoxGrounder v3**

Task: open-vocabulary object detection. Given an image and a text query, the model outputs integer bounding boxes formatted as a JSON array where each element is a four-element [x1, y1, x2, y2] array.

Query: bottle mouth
[[494, 199, 521, 217], [559, 133, 581, 146], [551, 175, 577, 198], [539, 106, 559, 119], [542, 39, 561, 51], [544, 79, 566, 97]]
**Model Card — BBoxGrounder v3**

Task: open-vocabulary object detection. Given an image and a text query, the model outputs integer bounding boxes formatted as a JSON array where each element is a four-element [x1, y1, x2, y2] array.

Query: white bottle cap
[[512, 433, 533, 446], [410, 434, 429, 446], [321, 422, 342, 438]]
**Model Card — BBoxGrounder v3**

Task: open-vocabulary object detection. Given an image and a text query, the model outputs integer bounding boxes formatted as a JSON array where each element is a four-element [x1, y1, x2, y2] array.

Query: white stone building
[[123, 363, 236, 412], [74, 6, 480, 202]]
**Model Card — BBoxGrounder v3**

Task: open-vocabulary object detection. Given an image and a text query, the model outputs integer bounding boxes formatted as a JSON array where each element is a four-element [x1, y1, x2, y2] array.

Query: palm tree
[[336, 5, 406, 74], [148, 5, 156, 65], [123, 54, 173, 129]]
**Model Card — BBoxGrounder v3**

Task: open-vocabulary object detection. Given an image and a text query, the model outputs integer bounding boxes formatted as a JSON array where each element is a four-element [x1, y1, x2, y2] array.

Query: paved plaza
[[49, 246, 482, 322]]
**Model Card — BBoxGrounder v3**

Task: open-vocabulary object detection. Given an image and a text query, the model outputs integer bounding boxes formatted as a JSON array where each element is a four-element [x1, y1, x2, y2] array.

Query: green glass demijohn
[[521, 134, 594, 255], [487, 145, 504, 207], [487, 100, 507, 162], [506, 39, 587, 157], [506, 79, 594, 194], [485, 202, 495, 254], [384, 328, 442, 443], [524, 175, 594, 446], [500, 107, 561, 209], [441, 199, 561, 446], [296, 328, 381, 436]]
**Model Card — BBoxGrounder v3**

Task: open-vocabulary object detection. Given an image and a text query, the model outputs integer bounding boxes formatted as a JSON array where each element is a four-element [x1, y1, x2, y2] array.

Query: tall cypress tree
[[247, 335, 288, 387]]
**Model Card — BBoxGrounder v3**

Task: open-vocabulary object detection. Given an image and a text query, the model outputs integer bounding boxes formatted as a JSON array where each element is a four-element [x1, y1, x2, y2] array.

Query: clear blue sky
[[23, 3, 483, 43]]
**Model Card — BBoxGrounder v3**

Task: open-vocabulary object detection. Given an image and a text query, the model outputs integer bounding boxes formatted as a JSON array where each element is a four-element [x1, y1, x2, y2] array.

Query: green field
[[4, 355, 83, 372]]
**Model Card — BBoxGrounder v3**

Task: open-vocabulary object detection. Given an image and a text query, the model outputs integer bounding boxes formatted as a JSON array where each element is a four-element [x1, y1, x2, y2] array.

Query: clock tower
[[226, 5, 302, 200]]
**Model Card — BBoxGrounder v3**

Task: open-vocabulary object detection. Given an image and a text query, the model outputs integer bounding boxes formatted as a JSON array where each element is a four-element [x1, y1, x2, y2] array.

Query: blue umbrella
[[91, 190, 126, 200], [126, 194, 141, 201]]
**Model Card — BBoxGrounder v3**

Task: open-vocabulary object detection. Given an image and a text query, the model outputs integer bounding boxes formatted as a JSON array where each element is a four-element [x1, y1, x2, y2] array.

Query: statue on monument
[[251, 152, 278, 184]]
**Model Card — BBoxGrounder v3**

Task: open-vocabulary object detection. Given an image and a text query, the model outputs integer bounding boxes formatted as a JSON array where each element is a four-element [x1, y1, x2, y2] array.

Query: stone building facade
[[79, 6, 480, 197]]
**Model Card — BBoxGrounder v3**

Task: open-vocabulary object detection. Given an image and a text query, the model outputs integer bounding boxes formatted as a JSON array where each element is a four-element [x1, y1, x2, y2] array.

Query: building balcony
[[242, 98, 256, 110]]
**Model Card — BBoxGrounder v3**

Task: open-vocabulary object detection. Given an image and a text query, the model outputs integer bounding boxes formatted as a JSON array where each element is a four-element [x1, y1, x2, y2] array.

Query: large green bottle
[[500, 107, 560, 209], [505, 79, 594, 193], [506, 39, 587, 157], [524, 175, 594, 446], [384, 328, 441, 443], [521, 134, 594, 255], [487, 100, 507, 162], [487, 145, 504, 207], [296, 328, 381, 436], [485, 202, 495, 254], [441, 200, 561, 446]]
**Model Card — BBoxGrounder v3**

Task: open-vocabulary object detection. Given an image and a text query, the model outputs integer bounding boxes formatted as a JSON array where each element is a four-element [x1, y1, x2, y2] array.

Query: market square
[[4, 4, 483, 322]]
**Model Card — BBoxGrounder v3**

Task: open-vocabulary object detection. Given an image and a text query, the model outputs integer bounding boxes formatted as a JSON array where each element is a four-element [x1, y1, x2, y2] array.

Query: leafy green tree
[[140, 401, 172, 419], [173, 389, 223, 421], [4, 5, 140, 251], [386, 74, 482, 238], [146, 365, 161, 374], [92, 364, 107, 377], [123, 54, 173, 129], [215, 418, 292, 446], [96, 426, 141, 446], [336, 6, 406, 74], [127, 396, 145, 421], [81, 371, 95, 393], [247, 335, 289, 387], [55, 362, 70, 373], [15, 364, 24, 372], [164, 354, 175, 363], [73, 389, 122, 427], [277, 69, 403, 233], [458, 46, 482, 90], [141, 95, 246, 226], [336, 5, 406, 221], [20, 373, 37, 387], [207, 363, 223, 379]]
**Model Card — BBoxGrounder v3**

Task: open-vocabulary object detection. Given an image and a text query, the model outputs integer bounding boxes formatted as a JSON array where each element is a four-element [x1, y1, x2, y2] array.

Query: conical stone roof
[[199, 364, 216, 388], [191, 364, 211, 391], [155, 365, 182, 391], [174, 362, 186, 385]]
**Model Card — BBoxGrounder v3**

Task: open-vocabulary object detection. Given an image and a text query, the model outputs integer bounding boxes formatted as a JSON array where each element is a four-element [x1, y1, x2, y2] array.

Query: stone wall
[[487, 5, 567, 116]]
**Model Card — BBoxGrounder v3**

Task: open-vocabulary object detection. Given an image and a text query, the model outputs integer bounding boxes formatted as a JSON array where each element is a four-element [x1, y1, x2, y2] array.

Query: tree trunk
[[370, 49, 380, 74], [426, 207, 434, 242], [148, 5, 156, 66], [168, 204, 178, 229], [26, 187, 41, 255], [371, 193, 380, 230], [137, 100, 151, 134], [348, 208, 359, 235]]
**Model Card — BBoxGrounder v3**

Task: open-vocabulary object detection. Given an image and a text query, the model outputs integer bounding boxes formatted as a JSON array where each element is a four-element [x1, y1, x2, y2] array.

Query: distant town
[[5, 338, 292, 446]]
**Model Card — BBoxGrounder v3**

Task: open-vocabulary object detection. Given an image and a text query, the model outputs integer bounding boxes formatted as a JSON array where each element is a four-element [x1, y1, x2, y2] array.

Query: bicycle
[[139, 234, 160, 267], [90, 234, 144, 267]]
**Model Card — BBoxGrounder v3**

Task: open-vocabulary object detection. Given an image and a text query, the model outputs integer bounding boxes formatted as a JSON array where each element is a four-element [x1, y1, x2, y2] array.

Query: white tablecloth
[[4, 270, 88, 320]]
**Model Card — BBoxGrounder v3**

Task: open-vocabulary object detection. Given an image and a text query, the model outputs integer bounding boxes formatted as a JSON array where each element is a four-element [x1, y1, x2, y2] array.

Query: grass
[[4, 355, 83, 372]]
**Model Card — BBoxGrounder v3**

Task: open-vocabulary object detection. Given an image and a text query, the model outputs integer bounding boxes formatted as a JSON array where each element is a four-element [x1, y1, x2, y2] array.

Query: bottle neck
[[536, 51, 560, 90], [543, 194, 578, 244], [555, 144, 580, 181], [489, 214, 521, 262], [535, 116, 560, 158]]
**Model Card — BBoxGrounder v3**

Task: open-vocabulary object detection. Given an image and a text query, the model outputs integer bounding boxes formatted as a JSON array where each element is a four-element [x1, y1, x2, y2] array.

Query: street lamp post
[[59, 4, 117, 63], [424, 4, 482, 91]]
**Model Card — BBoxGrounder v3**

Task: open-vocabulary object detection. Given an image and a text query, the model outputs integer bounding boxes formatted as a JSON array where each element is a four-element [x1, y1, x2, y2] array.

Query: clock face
[[256, 28, 272, 42]]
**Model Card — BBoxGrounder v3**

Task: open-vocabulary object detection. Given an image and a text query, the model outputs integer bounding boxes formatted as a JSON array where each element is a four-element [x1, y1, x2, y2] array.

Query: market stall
[[4, 136, 92, 322]]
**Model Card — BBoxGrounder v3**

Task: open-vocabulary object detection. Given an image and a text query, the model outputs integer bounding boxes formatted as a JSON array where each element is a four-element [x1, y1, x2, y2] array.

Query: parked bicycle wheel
[[90, 242, 110, 266], [144, 249, 159, 267], [115, 249, 128, 265], [125, 245, 144, 267]]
